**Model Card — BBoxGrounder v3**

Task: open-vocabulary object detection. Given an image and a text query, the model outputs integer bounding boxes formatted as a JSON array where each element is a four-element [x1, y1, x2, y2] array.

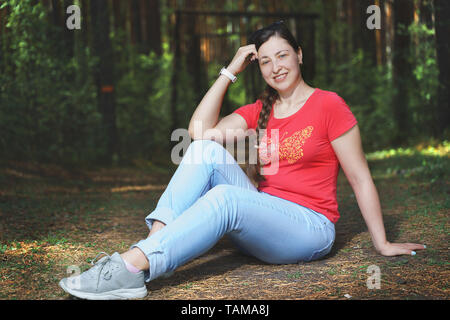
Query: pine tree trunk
[[170, 11, 181, 143], [321, 0, 336, 85], [376, 0, 387, 66], [0, 5, 6, 76], [147, 0, 162, 55], [90, 0, 118, 163], [184, 0, 207, 106], [392, 0, 414, 145], [419, 0, 434, 29], [434, 0, 450, 136], [63, 0, 74, 58], [357, 0, 377, 66], [130, 0, 142, 49]]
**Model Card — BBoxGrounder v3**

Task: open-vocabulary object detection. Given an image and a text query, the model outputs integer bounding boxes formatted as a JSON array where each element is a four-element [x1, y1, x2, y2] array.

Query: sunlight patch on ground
[[366, 141, 449, 160], [111, 184, 167, 193]]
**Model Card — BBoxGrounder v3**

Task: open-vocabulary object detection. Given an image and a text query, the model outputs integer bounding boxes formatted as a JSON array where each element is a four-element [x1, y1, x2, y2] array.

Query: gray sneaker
[[59, 252, 148, 300]]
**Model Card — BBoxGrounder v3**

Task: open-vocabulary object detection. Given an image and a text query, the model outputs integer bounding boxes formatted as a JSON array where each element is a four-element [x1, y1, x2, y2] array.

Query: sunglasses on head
[[272, 20, 284, 26], [249, 20, 285, 43]]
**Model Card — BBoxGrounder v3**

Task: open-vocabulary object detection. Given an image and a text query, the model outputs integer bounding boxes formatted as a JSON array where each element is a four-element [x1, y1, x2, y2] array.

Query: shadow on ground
[[0, 159, 448, 299]]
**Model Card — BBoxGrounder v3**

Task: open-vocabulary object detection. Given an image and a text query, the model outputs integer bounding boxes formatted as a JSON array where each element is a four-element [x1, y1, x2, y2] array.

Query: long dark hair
[[246, 21, 301, 184]]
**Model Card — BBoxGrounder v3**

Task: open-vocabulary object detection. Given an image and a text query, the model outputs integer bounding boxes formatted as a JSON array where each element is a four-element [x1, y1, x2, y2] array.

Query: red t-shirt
[[233, 88, 358, 223]]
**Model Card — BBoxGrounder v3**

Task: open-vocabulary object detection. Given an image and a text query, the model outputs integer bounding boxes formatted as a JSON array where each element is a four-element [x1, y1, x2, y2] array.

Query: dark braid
[[246, 21, 299, 185], [247, 85, 279, 184]]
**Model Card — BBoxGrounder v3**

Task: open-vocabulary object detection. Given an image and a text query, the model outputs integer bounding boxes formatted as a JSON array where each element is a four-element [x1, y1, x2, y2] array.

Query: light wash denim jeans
[[132, 139, 335, 282]]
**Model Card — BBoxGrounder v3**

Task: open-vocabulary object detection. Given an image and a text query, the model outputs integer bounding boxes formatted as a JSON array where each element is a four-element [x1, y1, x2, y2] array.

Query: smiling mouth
[[273, 73, 287, 81]]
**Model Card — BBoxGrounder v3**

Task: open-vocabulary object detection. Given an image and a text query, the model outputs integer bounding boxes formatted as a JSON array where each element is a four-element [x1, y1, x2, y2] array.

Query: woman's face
[[257, 36, 302, 94]]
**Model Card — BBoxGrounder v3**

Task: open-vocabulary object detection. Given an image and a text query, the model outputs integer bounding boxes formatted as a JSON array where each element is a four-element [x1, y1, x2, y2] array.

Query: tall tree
[[384, 0, 394, 67], [216, 0, 232, 115], [433, 0, 450, 136], [392, 0, 414, 145], [78, 0, 90, 79], [185, 0, 206, 105], [127, 0, 162, 55], [130, 0, 143, 50], [147, 0, 162, 55], [375, 0, 387, 66], [139, 0, 149, 53], [169, 10, 181, 142], [63, 0, 75, 57], [321, 0, 336, 85], [0, 4, 6, 102], [90, 0, 118, 163], [49, 0, 72, 58], [358, 0, 377, 66], [346, 0, 377, 66], [0, 5, 6, 75], [419, 0, 433, 29], [112, 0, 126, 39]]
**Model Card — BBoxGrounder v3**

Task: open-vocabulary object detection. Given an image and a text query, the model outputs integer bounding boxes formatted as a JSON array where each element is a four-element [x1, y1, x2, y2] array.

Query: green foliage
[[321, 50, 396, 152], [408, 22, 439, 137], [366, 141, 449, 186], [0, 0, 101, 164], [115, 45, 173, 163], [314, 18, 440, 152], [0, 1, 445, 165]]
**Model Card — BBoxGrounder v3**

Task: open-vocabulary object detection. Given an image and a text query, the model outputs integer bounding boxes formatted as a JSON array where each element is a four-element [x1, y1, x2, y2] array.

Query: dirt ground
[[0, 151, 448, 300]]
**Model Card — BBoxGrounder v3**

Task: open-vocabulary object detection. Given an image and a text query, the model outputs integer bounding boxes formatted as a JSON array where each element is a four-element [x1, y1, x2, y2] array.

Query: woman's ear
[[297, 47, 303, 65]]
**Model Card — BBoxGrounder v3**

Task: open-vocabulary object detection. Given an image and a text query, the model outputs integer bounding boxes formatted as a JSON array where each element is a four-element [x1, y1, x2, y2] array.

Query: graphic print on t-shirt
[[259, 126, 314, 165]]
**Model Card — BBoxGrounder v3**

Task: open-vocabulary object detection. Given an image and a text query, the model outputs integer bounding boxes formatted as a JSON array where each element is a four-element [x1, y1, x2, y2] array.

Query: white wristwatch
[[219, 67, 237, 83]]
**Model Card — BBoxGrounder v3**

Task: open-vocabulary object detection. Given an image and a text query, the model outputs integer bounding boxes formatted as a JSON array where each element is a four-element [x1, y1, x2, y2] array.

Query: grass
[[0, 141, 448, 299], [287, 271, 303, 279]]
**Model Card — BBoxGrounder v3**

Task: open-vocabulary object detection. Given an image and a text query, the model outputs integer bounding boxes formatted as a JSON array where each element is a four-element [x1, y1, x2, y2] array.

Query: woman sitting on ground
[[59, 21, 426, 300]]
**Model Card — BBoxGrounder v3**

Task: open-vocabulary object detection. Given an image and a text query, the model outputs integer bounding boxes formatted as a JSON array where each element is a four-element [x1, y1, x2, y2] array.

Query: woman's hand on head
[[376, 241, 426, 257], [226, 44, 258, 76]]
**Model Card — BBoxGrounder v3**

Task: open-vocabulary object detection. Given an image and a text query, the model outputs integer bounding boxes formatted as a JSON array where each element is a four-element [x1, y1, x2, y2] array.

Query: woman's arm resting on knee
[[331, 125, 426, 256]]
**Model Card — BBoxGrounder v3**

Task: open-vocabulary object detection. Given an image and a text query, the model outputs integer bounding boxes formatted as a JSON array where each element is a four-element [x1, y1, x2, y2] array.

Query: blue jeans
[[132, 139, 335, 282]]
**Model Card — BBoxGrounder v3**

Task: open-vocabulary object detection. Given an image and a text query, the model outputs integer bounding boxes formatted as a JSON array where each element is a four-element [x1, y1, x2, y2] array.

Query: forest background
[[0, 0, 448, 167], [0, 0, 449, 301]]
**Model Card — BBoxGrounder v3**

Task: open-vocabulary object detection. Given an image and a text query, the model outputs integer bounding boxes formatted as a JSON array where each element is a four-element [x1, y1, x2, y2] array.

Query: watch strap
[[220, 67, 237, 83]]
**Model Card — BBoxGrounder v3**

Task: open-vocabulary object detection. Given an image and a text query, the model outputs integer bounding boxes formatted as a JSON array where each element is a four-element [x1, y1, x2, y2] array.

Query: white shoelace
[[89, 252, 114, 289]]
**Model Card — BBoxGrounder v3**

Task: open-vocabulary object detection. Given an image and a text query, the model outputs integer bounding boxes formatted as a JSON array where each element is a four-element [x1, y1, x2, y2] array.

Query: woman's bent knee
[[189, 139, 223, 152], [183, 139, 227, 165]]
